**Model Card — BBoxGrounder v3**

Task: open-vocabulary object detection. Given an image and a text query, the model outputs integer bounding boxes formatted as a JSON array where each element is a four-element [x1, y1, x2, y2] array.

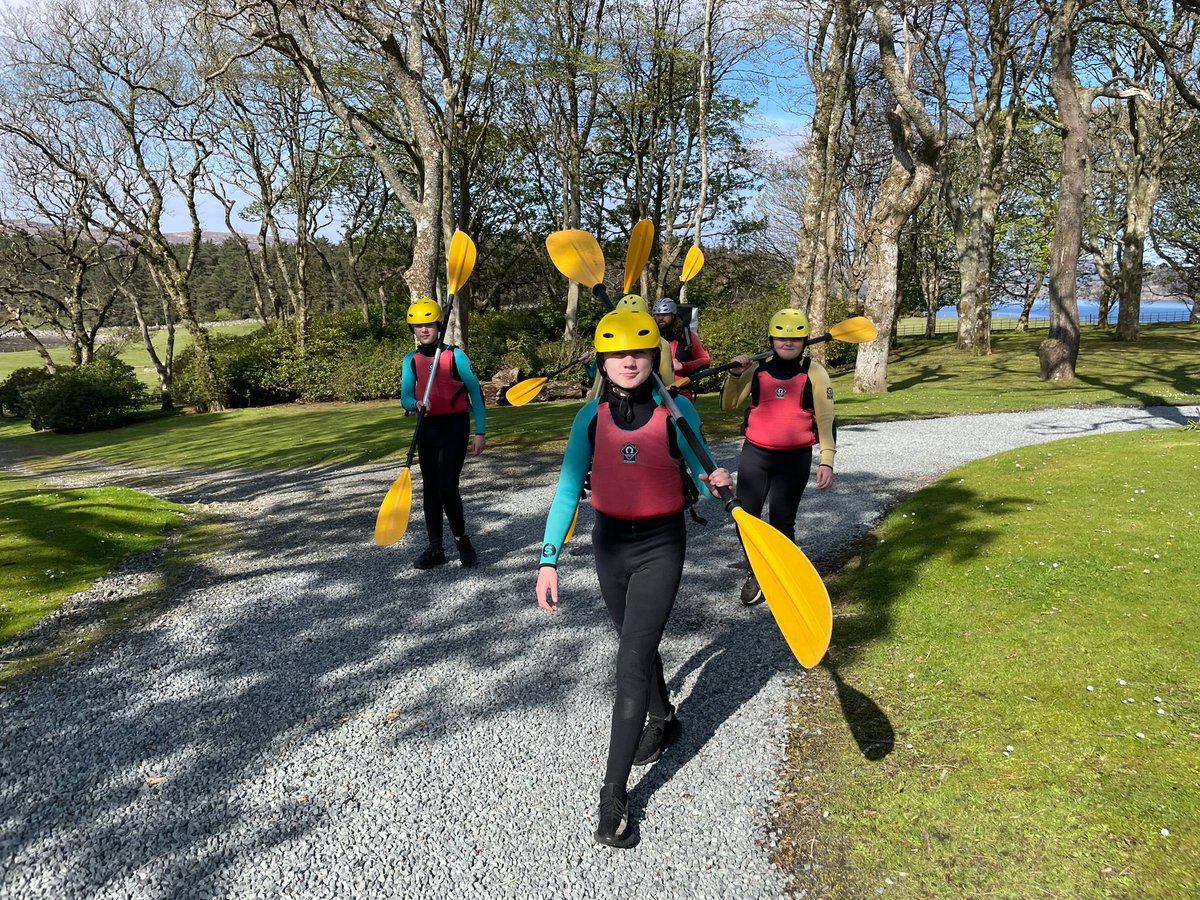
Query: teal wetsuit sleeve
[[668, 395, 719, 502], [452, 348, 487, 433], [539, 402, 597, 567], [400, 351, 417, 412]]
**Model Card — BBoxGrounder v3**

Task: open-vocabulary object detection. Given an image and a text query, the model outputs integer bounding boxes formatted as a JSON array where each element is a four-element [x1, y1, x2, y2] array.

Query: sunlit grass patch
[[0, 472, 187, 644], [775, 427, 1200, 897]]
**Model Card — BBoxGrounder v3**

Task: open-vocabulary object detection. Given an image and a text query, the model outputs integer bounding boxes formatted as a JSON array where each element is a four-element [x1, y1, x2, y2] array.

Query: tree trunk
[[856, 204, 905, 392], [1115, 168, 1160, 341], [789, 0, 857, 337], [853, 1, 944, 392], [1040, 0, 1087, 381]]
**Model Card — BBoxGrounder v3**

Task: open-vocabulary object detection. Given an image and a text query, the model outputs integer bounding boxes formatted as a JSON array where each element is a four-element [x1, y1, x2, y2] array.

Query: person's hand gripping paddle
[[374, 230, 478, 546], [545, 229, 833, 668], [673, 316, 878, 390]]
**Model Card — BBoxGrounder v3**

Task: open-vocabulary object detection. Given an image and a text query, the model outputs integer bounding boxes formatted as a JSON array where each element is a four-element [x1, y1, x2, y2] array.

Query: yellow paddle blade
[[505, 377, 548, 407], [546, 229, 605, 287], [732, 507, 832, 668], [564, 505, 580, 545], [828, 315, 877, 343], [447, 230, 477, 294], [374, 468, 413, 546], [623, 219, 654, 294], [681, 245, 705, 282]]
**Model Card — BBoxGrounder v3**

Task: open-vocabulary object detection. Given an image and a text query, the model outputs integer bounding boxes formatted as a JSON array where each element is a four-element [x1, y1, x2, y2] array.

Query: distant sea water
[[936, 299, 1193, 320]]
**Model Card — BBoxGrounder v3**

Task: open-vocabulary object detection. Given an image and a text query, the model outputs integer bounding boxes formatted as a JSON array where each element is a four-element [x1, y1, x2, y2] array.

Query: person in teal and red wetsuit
[[721, 308, 836, 605], [401, 298, 487, 570], [534, 308, 733, 849]]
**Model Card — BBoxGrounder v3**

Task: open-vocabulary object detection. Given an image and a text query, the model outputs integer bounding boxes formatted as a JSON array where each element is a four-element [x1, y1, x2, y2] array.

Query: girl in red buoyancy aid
[[400, 298, 487, 570], [534, 309, 733, 849], [721, 308, 837, 606]]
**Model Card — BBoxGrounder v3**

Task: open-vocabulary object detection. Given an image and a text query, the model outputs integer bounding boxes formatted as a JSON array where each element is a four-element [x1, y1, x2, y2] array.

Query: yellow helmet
[[615, 294, 649, 314], [768, 308, 810, 339], [406, 297, 443, 326], [594, 310, 660, 354]]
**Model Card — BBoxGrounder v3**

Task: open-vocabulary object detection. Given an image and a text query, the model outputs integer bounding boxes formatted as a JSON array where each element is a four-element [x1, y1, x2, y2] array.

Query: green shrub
[[700, 288, 859, 371], [24, 356, 148, 432], [173, 326, 296, 409], [0, 366, 53, 418], [468, 303, 597, 379]]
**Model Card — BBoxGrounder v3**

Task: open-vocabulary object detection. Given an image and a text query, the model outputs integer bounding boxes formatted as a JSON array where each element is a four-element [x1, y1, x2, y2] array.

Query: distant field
[[0, 323, 261, 386]]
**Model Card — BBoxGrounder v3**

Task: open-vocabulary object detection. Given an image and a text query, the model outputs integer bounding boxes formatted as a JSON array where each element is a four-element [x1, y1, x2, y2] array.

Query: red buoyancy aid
[[745, 368, 817, 450], [590, 403, 686, 520], [413, 349, 468, 416]]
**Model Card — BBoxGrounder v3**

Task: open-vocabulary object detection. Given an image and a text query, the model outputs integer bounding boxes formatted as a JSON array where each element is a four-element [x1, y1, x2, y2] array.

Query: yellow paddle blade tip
[[374, 470, 413, 546], [732, 507, 832, 668]]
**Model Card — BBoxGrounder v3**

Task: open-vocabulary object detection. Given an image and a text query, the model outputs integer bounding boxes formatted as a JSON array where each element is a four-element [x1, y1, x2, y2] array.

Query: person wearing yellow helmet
[[534, 309, 733, 849], [400, 297, 487, 569], [721, 307, 836, 605], [581, 295, 675, 401]]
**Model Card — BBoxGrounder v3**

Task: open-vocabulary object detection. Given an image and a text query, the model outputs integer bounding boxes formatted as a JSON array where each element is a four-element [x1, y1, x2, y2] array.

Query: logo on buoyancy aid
[[827, 386, 834, 400], [621, 442, 639, 463], [775, 386, 787, 399], [542, 543, 556, 558]]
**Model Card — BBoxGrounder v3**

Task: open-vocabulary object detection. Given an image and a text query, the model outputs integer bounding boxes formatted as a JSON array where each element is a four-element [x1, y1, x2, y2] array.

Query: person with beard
[[534, 308, 733, 848], [651, 297, 710, 402]]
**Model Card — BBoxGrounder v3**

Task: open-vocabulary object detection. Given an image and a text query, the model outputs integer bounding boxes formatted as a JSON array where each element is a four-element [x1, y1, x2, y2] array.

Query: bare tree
[[0, 0, 225, 407], [786, 0, 864, 363], [853, 0, 946, 393], [1100, 2, 1193, 342], [946, 0, 1044, 356], [1038, 0, 1090, 380]]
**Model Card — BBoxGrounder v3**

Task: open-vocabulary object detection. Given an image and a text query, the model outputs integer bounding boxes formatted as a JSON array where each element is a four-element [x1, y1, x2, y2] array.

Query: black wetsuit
[[539, 382, 719, 793]]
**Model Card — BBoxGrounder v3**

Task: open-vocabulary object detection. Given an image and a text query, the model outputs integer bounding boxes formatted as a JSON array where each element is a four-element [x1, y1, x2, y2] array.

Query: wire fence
[[896, 307, 1194, 338]]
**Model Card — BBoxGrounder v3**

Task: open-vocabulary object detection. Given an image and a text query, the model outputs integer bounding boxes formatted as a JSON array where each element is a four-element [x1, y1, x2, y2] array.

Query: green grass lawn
[[0, 322, 260, 387], [0, 471, 188, 644], [1, 324, 1196, 473], [776, 426, 1200, 897]]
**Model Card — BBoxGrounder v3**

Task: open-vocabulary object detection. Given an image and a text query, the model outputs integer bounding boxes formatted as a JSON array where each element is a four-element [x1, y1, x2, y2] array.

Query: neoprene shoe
[[413, 546, 447, 570], [455, 535, 478, 567], [740, 573, 764, 606], [633, 712, 681, 766], [594, 784, 637, 848]]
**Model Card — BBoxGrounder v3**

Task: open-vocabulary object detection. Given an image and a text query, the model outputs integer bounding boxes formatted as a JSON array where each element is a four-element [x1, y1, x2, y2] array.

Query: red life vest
[[745, 368, 816, 450], [412, 349, 468, 416], [590, 403, 685, 520]]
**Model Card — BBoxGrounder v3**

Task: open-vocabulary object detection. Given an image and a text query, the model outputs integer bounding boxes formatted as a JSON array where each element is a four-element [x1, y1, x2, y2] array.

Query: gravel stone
[[1, 405, 1194, 899]]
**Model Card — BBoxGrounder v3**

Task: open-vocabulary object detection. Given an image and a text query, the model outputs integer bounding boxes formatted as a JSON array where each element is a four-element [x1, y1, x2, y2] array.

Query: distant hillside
[[2, 219, 292, 251]]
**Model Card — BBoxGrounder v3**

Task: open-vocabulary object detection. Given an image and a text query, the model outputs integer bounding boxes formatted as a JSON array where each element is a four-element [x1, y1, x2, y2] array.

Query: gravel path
[[1, 404, 1195, 899]]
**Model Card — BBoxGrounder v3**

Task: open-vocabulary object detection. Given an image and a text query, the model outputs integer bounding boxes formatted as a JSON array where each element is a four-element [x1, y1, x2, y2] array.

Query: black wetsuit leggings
[[416, 411, 470, 547], [735, 440, 813, 543], [592, 510, 686, 790]]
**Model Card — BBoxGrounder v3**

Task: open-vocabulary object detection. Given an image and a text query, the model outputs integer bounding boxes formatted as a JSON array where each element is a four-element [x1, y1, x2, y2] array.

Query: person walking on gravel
[[652, 297, 710, 402], [401, 298, 487, 569], [534, 309, 733, 849], [722, 308, 836, 605]]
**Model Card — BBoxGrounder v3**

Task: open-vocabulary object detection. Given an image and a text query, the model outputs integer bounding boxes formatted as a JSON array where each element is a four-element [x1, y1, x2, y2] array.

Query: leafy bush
[[468, 303, 600, 379], [24, 356, 148, 432], [173, 326, 296, 409], [0, 366, 53, 418], [700, 287, 859, 371]]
